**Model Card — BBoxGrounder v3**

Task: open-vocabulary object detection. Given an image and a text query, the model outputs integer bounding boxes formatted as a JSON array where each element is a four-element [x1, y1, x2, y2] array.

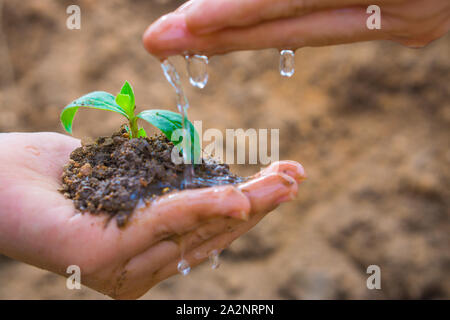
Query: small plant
[[60, 81, 200, 162]]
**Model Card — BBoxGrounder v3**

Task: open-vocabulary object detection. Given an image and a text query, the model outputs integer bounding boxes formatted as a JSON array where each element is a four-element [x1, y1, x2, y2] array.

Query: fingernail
[[279, 173, 296, 187], [279, 163, 307, 182]]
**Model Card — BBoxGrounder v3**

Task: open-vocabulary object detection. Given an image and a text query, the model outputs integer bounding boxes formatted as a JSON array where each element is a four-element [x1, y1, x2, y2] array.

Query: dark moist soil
[[60, 126, 246, 227]]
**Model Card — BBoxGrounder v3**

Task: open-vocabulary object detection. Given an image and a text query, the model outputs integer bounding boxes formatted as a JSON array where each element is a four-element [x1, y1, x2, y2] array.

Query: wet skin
[[0, 133, 306, 299]]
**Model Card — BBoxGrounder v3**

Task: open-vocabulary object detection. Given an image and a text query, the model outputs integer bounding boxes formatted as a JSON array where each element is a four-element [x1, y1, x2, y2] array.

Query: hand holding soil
[[143, 0, 450, 59], [0, 132, 305, 299]]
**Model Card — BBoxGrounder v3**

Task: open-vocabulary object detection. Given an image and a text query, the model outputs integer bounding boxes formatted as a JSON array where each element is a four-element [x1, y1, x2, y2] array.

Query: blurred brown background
[[0, 0, 449, 299]]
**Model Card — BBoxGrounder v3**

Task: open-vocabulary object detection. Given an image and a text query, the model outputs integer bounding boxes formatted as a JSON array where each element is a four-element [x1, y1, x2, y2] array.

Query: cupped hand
[[0, 133, 305, 299], [143, 0, 450, 59]]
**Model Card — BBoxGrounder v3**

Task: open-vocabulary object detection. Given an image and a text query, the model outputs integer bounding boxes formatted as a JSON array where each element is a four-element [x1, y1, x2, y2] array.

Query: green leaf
[[137, 127, 147, 138], [115, 94, 132, 115], [61, 91, 128, 134], [137, 109, 201, 163], [119, 81, 135, 114]]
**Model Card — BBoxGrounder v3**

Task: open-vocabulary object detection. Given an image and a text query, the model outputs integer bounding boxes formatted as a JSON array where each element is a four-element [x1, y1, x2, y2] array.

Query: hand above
[[0, 132, 305, 299], [143, 0, 450, 59]]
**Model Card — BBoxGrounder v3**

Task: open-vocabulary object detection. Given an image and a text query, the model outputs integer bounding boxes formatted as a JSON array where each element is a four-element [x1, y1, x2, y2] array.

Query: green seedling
[[60, 81, 200, 163]]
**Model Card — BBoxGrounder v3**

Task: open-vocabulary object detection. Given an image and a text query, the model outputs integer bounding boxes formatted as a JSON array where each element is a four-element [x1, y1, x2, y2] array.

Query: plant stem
[[129, 117, 139, 139]]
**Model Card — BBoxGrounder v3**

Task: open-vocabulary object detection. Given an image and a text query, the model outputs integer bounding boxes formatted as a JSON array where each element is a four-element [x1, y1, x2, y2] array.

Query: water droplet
[[177, 259, 191, 276], [161, 59, 189, 115], [161, 59, 181, 93], [279, 49, 295, 77], [185, 55, 209, 89], [209, 249, 220, 270]]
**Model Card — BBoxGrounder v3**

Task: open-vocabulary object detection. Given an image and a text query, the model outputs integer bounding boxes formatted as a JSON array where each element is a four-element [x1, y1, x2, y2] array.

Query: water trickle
[[161, 59, 188, 114], [208, 249, 220, 270], [279, 50, 295, 77], [161, 59, 194, 186], [185, 55, 209, 89], [177, 259, 191, 276]]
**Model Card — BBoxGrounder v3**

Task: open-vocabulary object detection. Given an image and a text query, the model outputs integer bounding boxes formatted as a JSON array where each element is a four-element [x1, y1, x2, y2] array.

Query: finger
[[112, 239, 178, 299], [143, 7, 389, 59], [182, 0, 387, 35], [107, 185, 251, 257], [241, 161, 305, 212], [251, 160, 306, 183], [126, 169, 301, 275], [239, 172, 298, 214], [188, 210, 268, 261], [149, 167, 303, 289], [121, 178, 282, 279], [118, 217, 238, 298], [146, 210, 269, 294], [115, 167, 304, 298], [129, 217, 235, 274]]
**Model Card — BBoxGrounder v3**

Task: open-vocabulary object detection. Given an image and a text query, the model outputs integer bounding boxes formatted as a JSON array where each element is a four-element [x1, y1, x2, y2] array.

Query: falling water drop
[[161, 59, 194, 186], [185, 55, 209, 89], [279, 50, 295, 77], [177, 259, 191, 276], [209, 249, 220, 270], [161, 59, 188, 113]]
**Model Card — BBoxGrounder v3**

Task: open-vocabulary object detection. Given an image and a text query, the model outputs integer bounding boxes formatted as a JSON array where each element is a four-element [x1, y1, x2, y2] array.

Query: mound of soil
[[60, 126, 245, 227]]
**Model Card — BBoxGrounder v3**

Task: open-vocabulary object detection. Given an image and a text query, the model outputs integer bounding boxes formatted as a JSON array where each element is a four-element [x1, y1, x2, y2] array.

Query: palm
[[0, 132, 305, 299]]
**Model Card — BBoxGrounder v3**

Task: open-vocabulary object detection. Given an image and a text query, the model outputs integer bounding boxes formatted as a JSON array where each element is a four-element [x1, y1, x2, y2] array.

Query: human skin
[[143, 0, 450, 59], [0, 132, 305, 299]]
